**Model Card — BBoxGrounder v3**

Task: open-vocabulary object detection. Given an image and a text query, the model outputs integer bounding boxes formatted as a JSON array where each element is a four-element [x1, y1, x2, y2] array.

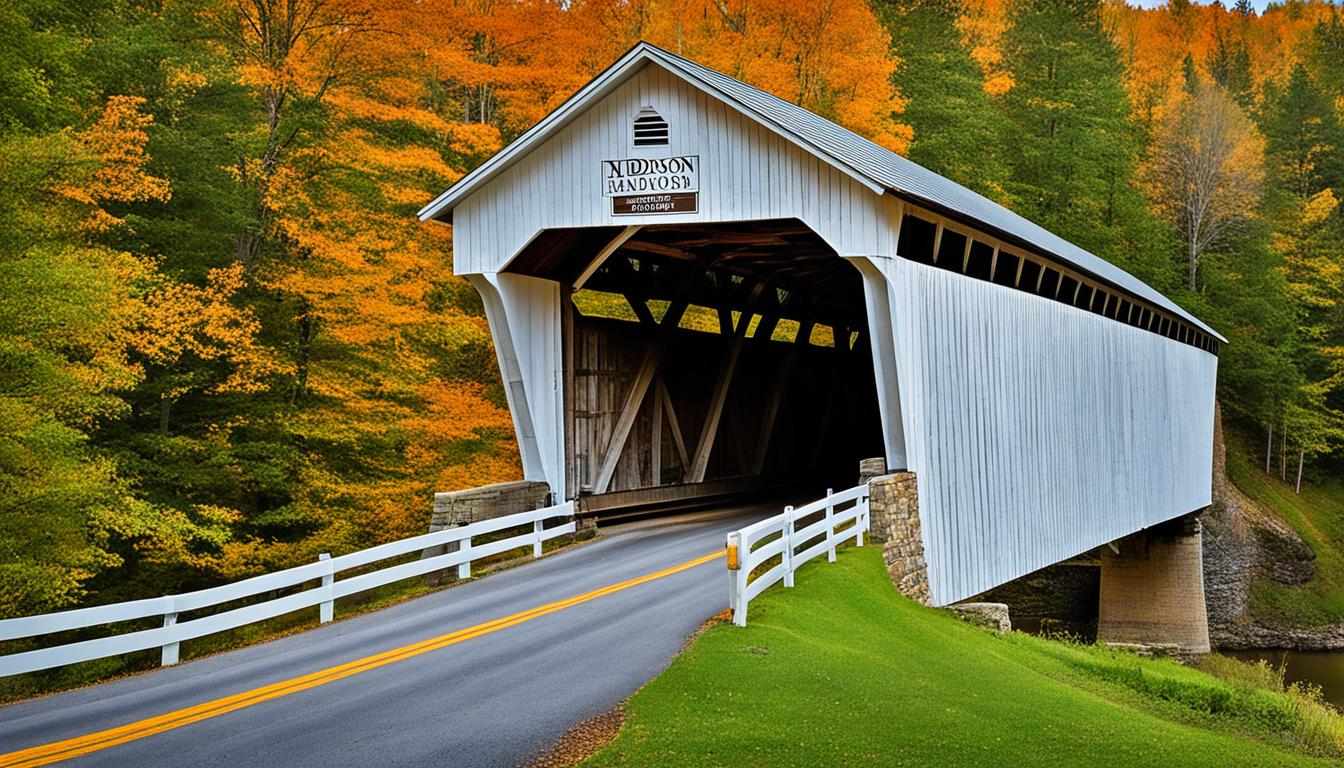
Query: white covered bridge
[[420, 43, 1221, 647]]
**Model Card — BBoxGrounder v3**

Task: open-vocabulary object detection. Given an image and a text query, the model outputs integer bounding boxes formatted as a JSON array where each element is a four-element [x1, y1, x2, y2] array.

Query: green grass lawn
[[1224, 431, 1344, 627], [585, 547, 1340, 767]]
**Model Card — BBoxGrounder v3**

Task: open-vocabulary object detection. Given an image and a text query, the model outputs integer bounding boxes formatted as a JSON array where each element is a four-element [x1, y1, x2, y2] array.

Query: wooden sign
[[603, 155, 699, 216], [612, 192, 698, 215]]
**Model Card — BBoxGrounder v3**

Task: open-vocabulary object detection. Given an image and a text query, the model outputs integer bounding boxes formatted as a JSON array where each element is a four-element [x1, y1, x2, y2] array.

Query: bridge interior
[[505, 218, 884, 517]]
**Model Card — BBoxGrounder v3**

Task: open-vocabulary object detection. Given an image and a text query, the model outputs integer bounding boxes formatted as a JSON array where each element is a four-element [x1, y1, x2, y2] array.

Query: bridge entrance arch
[[500, 218, 885, 519]]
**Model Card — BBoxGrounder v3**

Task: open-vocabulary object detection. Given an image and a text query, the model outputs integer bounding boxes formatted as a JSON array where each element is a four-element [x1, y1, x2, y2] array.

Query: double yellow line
[[0, 549, 725, 768]]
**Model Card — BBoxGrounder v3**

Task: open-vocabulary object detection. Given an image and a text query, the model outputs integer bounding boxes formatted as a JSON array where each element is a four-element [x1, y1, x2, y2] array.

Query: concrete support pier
[[1097, 515, 1211, 653]]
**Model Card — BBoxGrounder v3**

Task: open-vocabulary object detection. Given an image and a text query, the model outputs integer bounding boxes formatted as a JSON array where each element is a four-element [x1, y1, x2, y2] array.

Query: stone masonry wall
[[867, 471, 931, 605], [1097, 516, 1211, 654], [430, 480, 552, 531]]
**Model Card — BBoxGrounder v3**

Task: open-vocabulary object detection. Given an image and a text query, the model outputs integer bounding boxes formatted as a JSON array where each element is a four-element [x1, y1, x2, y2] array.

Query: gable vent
[[633, 107, 669, 146]]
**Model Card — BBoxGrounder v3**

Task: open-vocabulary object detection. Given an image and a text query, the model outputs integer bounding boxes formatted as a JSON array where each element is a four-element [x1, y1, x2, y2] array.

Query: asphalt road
[[0, 502, 779, 768]]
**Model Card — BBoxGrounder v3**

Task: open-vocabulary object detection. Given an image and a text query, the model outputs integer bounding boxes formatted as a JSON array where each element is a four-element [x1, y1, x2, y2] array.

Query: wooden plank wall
[[571, 316, 884, 495], [887, 258, 1218, 606]]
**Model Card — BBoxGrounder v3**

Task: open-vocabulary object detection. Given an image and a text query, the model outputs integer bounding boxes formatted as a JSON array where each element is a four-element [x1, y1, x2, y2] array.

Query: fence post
[[319, 552, 334, 624], [734, 534, 750, 627], [783, 505, 795, 588], [459, 535, 472, 580], [161, 597, 179, 667], [856, 493, 865, 548], [533, 518, 544, 558], [726, 532, 740, 620], [825, 488, 836, 563]]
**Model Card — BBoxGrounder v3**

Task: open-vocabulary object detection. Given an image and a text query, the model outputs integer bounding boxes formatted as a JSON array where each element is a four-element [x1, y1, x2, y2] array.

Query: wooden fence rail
[[726, 485, 869, 626], [0, 502, 575, 677]]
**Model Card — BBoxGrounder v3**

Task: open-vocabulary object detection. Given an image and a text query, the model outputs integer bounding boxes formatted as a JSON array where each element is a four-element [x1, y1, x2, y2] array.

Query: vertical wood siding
[[470, 274, 565, 500], [451, 64, 899, 275], [887, 258, 1218, 605]]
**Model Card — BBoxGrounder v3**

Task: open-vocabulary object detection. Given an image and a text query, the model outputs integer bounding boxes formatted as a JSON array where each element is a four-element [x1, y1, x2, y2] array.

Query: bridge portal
[[501, 219, 884, 518]]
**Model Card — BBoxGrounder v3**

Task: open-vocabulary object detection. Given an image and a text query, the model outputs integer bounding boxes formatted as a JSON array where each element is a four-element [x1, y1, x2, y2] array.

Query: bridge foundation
[[1096, 515, 1210, 654], [865, 465, 931, 605]]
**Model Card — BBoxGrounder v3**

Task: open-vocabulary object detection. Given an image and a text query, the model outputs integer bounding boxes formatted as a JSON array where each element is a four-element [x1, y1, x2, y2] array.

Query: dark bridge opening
[[506, 219, 884, 520]]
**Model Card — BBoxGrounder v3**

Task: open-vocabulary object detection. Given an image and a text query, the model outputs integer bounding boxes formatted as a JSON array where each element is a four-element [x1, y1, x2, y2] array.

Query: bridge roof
[[419, 42, 1222, 342]]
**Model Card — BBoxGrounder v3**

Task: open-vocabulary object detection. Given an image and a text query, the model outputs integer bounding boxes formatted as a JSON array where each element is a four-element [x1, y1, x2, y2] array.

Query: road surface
[[0, 502, 776, 768]]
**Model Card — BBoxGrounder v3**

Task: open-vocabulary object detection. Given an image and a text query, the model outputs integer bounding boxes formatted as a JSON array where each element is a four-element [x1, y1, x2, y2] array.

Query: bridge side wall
[[886, 258, 1218, 606]]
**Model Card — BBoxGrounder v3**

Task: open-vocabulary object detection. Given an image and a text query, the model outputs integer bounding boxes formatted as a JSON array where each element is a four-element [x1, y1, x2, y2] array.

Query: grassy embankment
[[585, 547, 1344, 767], [1225, 431, 1344, 628]]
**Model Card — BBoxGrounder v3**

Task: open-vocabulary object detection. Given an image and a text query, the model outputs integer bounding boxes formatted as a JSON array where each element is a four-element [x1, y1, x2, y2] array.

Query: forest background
[[3, 0, 1342, 621]]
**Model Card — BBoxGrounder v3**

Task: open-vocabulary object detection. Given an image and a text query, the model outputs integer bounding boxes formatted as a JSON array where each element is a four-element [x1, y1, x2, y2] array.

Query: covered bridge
[[419, 43, 1221, 618]]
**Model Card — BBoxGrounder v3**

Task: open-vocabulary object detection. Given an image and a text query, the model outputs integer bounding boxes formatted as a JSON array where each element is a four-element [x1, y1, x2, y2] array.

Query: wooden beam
[[573, 225, 640, 291], [562, 288, 576, 500], [657, 375, 689, 470], [591, 300, 689, 494], [688, 282, 766, 483], [753, 319, 812, 473], [651, 378, 662, 487], [592, 346, 660, 495], [627, 294, 656, 327]]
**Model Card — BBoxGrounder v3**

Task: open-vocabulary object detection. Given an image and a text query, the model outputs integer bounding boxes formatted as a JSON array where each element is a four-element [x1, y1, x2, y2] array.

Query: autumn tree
[[874, 0, 1009, 199], [1144, 80, 1264, 292]]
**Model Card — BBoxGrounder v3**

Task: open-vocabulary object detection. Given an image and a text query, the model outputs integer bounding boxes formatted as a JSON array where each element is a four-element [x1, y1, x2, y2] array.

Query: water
[[1228, 649, 1344, 709]]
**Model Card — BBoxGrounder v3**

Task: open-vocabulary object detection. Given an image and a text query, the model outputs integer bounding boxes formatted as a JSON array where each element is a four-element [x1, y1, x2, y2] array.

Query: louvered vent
[[632, 107, 669, 146]]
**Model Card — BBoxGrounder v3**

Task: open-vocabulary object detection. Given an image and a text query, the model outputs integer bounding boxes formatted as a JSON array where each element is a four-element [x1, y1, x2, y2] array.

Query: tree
[[996, 0, 1176, 289], [874, 0, 1009, 199], [1144, 80, 1264, 292], [1259, 63, 1344, 201]]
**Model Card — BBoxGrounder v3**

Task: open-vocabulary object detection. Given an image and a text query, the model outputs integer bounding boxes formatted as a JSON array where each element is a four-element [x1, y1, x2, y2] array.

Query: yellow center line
[[0, 549, 726, 768]]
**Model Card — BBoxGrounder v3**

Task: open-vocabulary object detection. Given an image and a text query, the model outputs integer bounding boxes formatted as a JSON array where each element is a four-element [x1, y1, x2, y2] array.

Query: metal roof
[[419, 42, 1222, 341]]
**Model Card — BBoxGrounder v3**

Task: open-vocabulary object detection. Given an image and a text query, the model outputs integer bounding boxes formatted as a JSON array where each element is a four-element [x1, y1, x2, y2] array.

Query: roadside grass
[[0, 530, 593, 705], [1224, 430, 1344, 627], [585, 547, 1341, 767]]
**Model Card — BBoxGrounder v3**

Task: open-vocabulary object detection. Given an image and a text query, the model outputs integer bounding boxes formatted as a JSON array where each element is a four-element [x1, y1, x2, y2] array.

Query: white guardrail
[[726, 485, 869, 627], [0, 501, 575, 677]]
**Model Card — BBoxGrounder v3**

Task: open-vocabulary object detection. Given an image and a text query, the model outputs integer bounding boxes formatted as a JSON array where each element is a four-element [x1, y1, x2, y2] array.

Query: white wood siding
[[451, 64, 900, 275], [468, 274, 565, 500], [886, 258, 1218, 605]]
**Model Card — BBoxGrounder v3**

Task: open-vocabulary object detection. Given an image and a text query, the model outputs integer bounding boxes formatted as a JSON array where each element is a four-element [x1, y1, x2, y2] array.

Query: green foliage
[[996, 0, 1179, 292], [1259, 64, 1344, 201], [874, 0, 1009, 200], [1225, 428, 1344, 627]]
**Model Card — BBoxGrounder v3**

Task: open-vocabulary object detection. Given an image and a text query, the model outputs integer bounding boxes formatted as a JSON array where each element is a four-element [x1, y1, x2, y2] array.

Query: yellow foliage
[[62, 96, 171, 230], [138, 263, 291, 394], [960, 0, 1013, 95]]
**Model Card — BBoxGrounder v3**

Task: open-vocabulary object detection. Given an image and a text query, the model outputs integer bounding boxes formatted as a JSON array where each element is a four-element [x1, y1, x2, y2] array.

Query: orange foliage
[[1107, 0, 1340, 127], [137, 263, 290, 396], [587, 0, 912, 152], [63, 96, 171, 230], [960, 0, 1013, 96]]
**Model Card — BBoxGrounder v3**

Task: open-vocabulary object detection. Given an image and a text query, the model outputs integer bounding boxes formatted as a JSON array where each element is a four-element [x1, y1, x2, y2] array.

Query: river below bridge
[[1227, 649, 1344, 709]]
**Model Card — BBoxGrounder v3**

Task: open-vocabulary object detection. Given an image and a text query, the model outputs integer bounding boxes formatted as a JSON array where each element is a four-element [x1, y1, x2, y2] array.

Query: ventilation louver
[[633, 108, 669, 146]]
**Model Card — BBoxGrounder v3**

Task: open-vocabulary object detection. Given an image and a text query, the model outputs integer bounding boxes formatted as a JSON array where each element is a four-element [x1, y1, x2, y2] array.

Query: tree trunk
[[159, 394, 171, 435], [1266, 421, 1273, 474], [1188, 239, 1199, 292], [1281, 411, 1288, 482], [1296, 449, 1305, 494]]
